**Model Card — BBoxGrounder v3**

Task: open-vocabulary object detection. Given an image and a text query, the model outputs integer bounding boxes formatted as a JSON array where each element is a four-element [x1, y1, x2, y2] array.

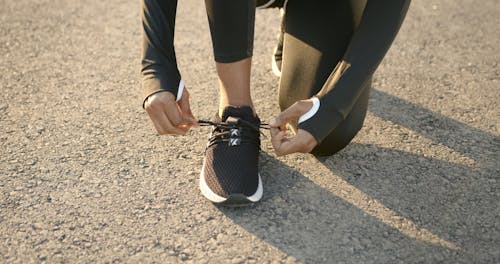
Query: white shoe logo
[[229, 138, 241, 146], [230, 129, 240, 137]]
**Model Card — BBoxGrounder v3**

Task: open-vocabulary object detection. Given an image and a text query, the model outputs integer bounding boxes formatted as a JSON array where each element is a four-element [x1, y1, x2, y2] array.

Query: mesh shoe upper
[[201, 106, 261, 199]]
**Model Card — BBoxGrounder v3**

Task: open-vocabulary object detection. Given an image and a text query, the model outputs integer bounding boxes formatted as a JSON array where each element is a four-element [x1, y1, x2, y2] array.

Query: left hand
[[269, 99, 318, 156]]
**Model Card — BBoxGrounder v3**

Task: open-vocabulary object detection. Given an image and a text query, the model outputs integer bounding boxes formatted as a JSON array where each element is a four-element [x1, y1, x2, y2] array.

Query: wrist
[[298, 97, 320, 124]]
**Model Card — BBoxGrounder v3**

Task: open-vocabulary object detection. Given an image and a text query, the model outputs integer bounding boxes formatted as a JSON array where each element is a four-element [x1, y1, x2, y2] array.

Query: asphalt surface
[[1, 0, 499, 263]]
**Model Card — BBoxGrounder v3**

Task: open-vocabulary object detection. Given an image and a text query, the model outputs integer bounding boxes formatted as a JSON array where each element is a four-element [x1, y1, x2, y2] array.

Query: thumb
[[270, 100, 313, 129], [178, 88, 198, 126]]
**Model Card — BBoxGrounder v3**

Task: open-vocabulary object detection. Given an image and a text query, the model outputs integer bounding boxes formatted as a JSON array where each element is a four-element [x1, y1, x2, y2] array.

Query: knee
[[310, 85, 370, 157], [311, 134, 354, 157], [310, 120, 364, 157]]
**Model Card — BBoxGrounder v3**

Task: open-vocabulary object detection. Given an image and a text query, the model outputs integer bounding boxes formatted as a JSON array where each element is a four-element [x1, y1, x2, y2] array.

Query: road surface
[[1, 0, 498, 263]]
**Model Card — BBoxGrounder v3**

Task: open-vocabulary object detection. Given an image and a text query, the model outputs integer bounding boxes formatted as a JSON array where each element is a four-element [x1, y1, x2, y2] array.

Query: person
[[140, 0, 410, 206]]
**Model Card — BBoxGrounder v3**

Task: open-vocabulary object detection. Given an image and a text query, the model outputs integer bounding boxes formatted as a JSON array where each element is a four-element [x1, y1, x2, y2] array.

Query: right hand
[[144, 88, 198, 135], [269, 99, 318, 156]]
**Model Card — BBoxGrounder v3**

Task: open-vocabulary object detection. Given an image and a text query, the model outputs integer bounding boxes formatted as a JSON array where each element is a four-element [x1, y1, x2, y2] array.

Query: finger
[[270, 100, 312, 129], [160, 113, 188, 135], [278, 130, 318, 156], [146, 110, 167, 134], [269, 115, 287, 131], [270, 128, 291, 156], [146, 108, 187, 135], [178, 89, 198, 127], [270, 127, 285, 147], [145, 92, 188, 134], [271, 104, 301, 128], [160, 115, 188, 135], [163, 99, 184, 127], [184, 112, 199, 128], [146, 102, 187, 135], [274, 135, 304, 156]]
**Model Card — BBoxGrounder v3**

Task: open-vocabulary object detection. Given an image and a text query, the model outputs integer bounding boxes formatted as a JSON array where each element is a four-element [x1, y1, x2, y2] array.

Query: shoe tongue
[[221, 106, 257, 122]]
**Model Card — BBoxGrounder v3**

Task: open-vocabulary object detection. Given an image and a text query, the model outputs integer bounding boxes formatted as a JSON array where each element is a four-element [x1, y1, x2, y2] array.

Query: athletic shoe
[[271, 9, 285, 77], [199, 106, 263, 206], [272, 41, 283, 77]]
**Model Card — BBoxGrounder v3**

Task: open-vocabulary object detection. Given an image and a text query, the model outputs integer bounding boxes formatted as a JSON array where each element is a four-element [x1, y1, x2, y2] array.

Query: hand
[[269, 99, 318, 156], [144, 88, 198, 135]]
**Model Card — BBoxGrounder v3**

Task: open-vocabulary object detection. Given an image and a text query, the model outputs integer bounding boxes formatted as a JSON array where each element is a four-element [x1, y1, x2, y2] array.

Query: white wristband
[[298, 97, 320, 124], [176, 80, 184, 102]]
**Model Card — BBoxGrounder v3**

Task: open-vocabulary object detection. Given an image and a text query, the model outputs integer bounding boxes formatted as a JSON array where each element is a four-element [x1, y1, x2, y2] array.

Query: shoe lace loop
[[198, 119, 269, 148]]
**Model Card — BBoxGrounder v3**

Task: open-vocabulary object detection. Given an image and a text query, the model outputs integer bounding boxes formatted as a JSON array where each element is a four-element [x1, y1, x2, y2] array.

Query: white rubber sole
[[199, 160, 263, 204], [271, 54, 282, 78]]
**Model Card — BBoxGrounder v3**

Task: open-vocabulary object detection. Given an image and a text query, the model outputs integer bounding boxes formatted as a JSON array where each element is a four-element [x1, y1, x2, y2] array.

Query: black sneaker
[[199, 106, 263, 206]]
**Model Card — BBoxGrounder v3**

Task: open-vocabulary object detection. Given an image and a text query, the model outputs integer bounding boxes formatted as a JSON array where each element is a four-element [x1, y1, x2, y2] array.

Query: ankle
[[218, 103, 255, 118]]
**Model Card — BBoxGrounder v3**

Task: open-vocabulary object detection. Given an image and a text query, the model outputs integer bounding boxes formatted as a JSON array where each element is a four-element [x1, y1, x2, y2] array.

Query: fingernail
[[269, 119, 277, 126]]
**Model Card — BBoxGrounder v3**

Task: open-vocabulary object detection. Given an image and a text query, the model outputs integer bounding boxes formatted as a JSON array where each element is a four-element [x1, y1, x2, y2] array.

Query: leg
[[312, 78, 371, 156], [200, 1, 262, 206], [279, 0, 369, 156], [216, 58, 253, 116], [205, 0, 256, 116]]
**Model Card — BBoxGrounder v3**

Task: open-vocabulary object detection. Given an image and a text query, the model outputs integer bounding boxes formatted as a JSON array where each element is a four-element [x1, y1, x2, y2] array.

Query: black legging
[[279, 0, 372, 156], [141, 0, 410, 156], [205, 0, 409, 156]]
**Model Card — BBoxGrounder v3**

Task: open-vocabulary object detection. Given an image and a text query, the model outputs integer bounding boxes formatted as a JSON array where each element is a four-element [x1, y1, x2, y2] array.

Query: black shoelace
[[198, 119, 269, 148]]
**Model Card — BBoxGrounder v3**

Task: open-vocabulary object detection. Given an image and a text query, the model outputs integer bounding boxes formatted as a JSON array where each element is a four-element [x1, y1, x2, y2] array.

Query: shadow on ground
[[369, 89, 499, 168], [216, 90, 498, 263]]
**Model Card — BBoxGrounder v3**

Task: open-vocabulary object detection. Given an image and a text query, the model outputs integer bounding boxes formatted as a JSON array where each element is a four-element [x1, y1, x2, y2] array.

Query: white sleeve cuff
[[256, 0, 277, 9], [298, 97, 320, 124], [176, 80, 184, 102]]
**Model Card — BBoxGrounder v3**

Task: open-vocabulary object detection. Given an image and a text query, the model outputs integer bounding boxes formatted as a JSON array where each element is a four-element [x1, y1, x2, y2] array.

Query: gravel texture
[[1, 0, 499, 263]]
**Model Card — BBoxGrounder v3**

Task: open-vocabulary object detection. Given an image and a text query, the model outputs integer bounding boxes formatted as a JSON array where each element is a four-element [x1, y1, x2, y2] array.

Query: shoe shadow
[[215, 90, 497, 263]]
